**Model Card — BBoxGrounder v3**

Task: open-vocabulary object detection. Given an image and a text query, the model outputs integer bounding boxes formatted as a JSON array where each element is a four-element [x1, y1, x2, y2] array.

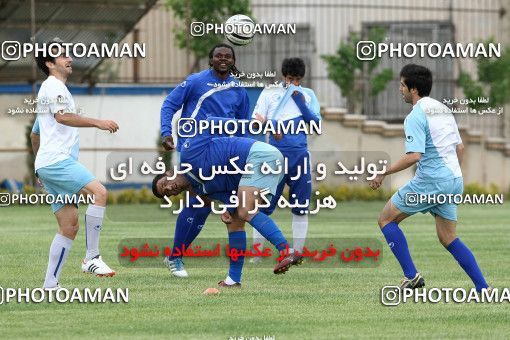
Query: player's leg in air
[[39, 164, 115, 289], [250, 179, 285, 264], [252, 150, 311, 263], [235, 142, 303, 274], [236, 185, 303, 274]]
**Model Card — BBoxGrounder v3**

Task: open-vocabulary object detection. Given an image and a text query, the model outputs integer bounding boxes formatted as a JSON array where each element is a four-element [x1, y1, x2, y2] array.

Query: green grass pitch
[[0, 202, 509, 339]]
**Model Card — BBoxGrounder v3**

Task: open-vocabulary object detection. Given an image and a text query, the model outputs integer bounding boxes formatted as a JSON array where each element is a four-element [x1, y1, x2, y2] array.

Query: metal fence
[[199, 25, 315, 87], [362, 21, 455, 122]]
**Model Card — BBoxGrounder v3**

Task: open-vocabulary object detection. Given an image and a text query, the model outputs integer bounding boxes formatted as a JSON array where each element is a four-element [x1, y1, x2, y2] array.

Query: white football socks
[[252, 228, 265, 252], [292, 214, 308, 253], [44, 233, 73, 288], [85, 204, 105, 261]]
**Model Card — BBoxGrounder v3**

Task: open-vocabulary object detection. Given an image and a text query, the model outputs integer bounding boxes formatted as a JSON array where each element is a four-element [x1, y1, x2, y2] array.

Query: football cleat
[[44, 282, 62, 290], [82, 256, 116, 277], [400, 272, 425, 289], [218, 280, 241, 288], [273, 252, 303, 274], [163, 257, 188, 278]]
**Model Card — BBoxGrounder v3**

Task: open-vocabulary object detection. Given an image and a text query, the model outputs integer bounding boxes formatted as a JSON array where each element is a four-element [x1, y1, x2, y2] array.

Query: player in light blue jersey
[[32, 39, 119, 289], [369, 64, 489, 291], [159, 44, 250, 278], [152, 123, 303, 287], [251, 58, 321, 261]]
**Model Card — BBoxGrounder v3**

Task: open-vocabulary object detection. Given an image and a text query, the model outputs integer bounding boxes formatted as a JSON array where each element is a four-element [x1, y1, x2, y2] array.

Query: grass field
[[1, 202, 509, 339]]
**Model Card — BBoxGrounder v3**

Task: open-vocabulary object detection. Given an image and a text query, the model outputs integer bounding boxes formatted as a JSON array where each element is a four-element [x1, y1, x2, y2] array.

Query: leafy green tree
[[321, 27, 393, 114], [166, 0, 252, 73], [458, 39, 510, 110]]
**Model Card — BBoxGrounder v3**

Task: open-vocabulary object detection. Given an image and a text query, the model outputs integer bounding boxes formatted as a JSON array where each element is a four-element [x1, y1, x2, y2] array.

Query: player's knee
[[92, 185, 108, 205], [438, 238, 449, 248], [378, 215, 389, 228], [437, 232, 456, 248], [236, 208, 251, 222], [61, 222, 79, 239]]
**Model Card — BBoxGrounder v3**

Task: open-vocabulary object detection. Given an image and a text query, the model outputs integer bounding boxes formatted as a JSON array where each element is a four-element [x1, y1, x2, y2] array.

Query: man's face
[[210, 47, 234, 74], [399, 77, 413, 104], [284, 75, 302, 87], [48, 47, 73, 77], [156, 176, 182, 197]]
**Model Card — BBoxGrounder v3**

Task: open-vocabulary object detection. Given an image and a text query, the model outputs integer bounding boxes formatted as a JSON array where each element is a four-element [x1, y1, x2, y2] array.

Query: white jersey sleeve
[[34, 76, 79, 170], [252, 88, 272, 119]]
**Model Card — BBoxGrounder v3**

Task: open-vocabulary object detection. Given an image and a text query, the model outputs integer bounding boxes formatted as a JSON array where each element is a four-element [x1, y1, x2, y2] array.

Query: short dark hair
[[151, 173, 166, 199], [281, 58, 306, 78], [399, 64, 432, 97], [35, 37, 64, 76]]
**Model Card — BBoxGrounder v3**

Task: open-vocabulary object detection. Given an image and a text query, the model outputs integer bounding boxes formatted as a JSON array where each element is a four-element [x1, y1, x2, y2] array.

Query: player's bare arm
[[456, 143, 465, 166], [30, 132, 40, 156], [369, 152, 421, 190], [54, 111, 119, 133]]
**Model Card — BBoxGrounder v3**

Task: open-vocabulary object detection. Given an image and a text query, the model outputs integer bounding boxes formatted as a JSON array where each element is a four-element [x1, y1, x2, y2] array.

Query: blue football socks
[[228, 230, 246, 283], [170, 200, 210, 260], [447, 238, 489, 291], [249, 212, 288, 252], [381, 221, 418, 279]]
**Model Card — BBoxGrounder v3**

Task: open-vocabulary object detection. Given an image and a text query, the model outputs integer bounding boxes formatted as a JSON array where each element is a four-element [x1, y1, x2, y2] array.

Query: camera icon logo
[[1, 41, 21, 61], [178, 118, 197, 138], [0, 193, 11, 207], [190, 22, 205, 37], [381, 286, 401, 306], [356, 41, 376, 61], [405, 192, 419, 207]]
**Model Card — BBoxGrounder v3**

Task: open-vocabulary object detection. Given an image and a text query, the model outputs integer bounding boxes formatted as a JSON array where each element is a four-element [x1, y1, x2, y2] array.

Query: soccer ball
[[224, 14, 255, 46]]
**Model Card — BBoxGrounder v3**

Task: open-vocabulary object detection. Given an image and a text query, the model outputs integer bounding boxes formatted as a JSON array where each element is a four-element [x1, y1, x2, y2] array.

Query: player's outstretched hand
[[97, 120, 119, 133], [369, 174, 385, 190], [221, 211, 232, 224], [162, 136, 175, 151]]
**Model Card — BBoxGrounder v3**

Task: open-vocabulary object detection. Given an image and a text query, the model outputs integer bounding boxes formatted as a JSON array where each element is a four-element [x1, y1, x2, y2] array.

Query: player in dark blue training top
[[152, 119, 303, 286], [159, 44, 250, 277]]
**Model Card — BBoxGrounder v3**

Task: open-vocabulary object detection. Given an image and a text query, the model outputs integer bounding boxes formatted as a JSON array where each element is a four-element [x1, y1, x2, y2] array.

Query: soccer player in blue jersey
[[32, 39, 119, 289], [369, 64, 489, 291], [159, 43, 250, 277], [250, 58, 321, 260], [152, 120, 303, 286]]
